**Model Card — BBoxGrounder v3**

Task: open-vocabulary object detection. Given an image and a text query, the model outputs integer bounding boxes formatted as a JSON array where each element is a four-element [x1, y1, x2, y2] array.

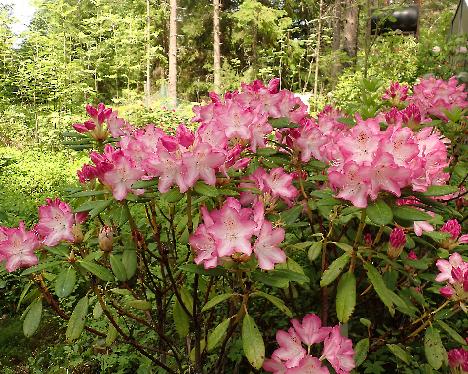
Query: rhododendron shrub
[[0, 77, 467, 373]]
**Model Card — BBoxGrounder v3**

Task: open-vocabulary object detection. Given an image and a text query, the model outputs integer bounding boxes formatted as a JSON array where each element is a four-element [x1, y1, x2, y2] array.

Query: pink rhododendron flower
[[321, 326, 355, 374], [265, 314, 355, 374], [408, 76, 468, 121], [182, 142, 225, 187], [288, 356, 330, 374], [206, 200, 257, 257], [253, 221, 286, 270], [0, 222, 41, 272], [291, 314, 331, 346], [72, 103, 114, 140], [382, 82, 409, 104], [388, 227, 406, 258], [273, 328, 307, 368], [436, 252, 468, 302], [35, 198, 76, 247], [94, 145, 145, 200], [448, 347, 468, 372], [189, 199, 285, 270], [263, 355, 287, 374], [436, 253, 466, 284]]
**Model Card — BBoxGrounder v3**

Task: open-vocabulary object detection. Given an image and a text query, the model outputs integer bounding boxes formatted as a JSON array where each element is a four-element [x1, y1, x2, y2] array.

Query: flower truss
[[263, 313, 355, 374]]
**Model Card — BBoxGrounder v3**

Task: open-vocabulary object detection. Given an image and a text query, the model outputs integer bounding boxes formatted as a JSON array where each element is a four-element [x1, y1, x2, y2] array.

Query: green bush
[[0, 146, 86, 226]]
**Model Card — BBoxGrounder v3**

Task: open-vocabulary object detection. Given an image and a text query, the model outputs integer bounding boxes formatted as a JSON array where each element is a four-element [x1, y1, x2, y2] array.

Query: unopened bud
[[99, 225, 114, 252], [439, 286, 454, 299], [387, 227, 406, 259], [72, 224, 84, 244]]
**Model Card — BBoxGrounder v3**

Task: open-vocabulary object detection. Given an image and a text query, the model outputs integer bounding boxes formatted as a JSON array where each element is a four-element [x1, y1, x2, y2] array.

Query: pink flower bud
[[439, 286, 454, 298], [364, 233, 373, 246], [99, 226, 114, 252], [160, 135, 178, 152], [452, 267, 464, 283], [388, 227, 406, 258], [441, 219, 462, 240], [408, 250, 418, 260], [176, 124, 195, 148]]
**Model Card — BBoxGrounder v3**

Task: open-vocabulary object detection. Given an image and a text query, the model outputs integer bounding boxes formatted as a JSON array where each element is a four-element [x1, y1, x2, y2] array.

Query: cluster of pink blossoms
[[239, 167, 299, 206], [76, 79, 308, 201], [408, 76, 468, 121], [73, 103, 132, 140], [0, 199, 85, 272], [189, 198, 285, 270], [293, 109, 450, 208], [448, 345, 468, 373], [263, 313, 355, 374], [436, 252, 468, 302]]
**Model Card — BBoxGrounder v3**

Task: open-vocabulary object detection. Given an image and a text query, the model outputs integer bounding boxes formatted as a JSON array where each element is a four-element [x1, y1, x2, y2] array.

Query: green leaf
[[392, 206, 432, 222], [79, 261, 114, 282], [251, 291, 292, 318], [242, 314, 265, 369], [55, 266, 76, 298], [180, 287, 194, 316], [178, 263, 226, 276], [320, 254, 350, 287], [110, 255, 127, 282], [75, 199, 110, 213], [437, 320, 467, 346], [269, 117, 298, 128], [105, 322, 118, 346], [68, 190, 107, 198], [173, 299, 190, 337], [387, 344, 412, 364], [122, 250, 137, 279], [131, 179, 158, 189], [201, 293, 233, 313], [271, 269, 310, 284], [194, 181, 219, 197], [66, 295, 89, 342], [308, 242, 322, 262], [207, 317, 231, 351], [93, 302, 103, 319], [336, 272, 356, 323], [21, 260, 63, 275], [89, 199, 113, 220], [424, 327, 447, 369], [280, 205, 303, 224], [126, 299, 152, 311], [364, 263, 395, 316], [256, 147, 278, 156], [367, 200, 393, 225], [161, 188, 184, 203], [23, 299, 42, 338], [354, 338, 370, 367], [423, 185, 459, 197]]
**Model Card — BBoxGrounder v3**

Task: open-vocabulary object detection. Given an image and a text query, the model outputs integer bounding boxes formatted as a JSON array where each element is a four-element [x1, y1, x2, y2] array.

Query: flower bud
[[99, 225, 114, 252], [387, 227, 406, 259], [439, 286, 454, 299], [441, 219, 462, 240], [408, 250, 418, 260], [72, 224, 84, 244]]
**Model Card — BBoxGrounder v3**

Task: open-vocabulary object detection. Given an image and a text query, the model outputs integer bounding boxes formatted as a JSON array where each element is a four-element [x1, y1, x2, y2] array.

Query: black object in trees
[[371, 5, 419, 34]]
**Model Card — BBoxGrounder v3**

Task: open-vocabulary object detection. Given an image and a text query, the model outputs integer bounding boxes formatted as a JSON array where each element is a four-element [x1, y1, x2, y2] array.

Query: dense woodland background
[[0, 0, 467, 372], [0, 0, 465, 148]]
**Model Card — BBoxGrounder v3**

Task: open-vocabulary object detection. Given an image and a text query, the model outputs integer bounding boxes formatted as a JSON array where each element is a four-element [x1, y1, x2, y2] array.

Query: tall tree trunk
[[213, 0, 221, 93], [312, 0, 324, 111], [168, 0, 177, 107], [145, 0, 151, 107], [331, 0, 342, 84], [342, 0, 359, 66]]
